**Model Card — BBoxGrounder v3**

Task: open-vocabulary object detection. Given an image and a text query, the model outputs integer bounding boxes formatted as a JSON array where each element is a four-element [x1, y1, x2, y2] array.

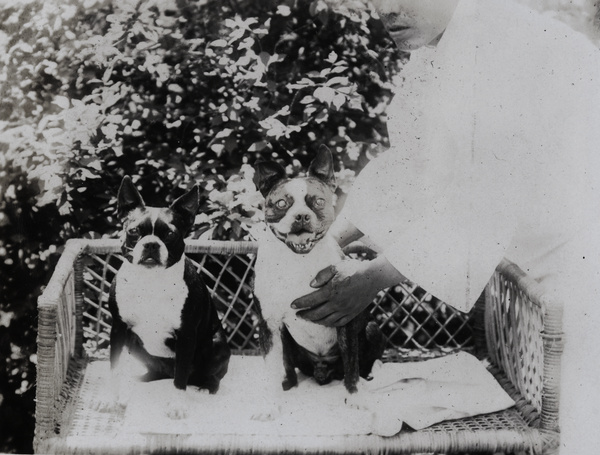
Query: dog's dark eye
[[127, 227, 140, 237], [314, 198, 325, 207], [275, 199, 288, 209], [165, 231, 177, 241]]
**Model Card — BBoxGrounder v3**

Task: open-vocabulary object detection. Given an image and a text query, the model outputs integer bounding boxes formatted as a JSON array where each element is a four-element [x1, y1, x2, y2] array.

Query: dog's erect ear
[[253, 161, 287, 197], [117, 176, 145, 215], [170, 185, 200, 228], [308, 145, 336, 190]]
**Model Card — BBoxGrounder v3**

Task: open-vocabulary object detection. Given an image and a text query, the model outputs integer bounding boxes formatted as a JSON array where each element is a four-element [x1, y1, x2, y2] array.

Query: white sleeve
[[344, 146, 517, 313]]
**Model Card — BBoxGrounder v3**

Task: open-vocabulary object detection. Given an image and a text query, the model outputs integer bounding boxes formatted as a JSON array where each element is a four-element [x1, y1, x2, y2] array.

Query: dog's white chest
[[115, 259, 188, 358], [284, 314, 338, 356], [254, 234, 343, 355]]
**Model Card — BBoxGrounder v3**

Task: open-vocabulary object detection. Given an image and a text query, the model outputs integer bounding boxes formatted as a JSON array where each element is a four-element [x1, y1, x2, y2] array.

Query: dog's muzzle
[[140, 242, 161, 265], [132, 236, 168, 267], [285, 229, 322, 254], [270, 209, 329, 254], [313, 362, 334, 385]]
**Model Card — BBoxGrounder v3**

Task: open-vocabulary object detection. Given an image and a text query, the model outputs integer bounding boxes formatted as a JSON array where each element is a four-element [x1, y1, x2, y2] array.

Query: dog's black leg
[[174, 329, 196, 390], [280, 325, 299, 391], [337, 318, 361, 394], [254, 296, 274, 358], [208, 327, 232, 383], [188, 327, 231, 394], [138, 361, 173, 382], [359, 320, 385, 378], [109, 319, 127, 370], [120, 329, 176, 379], [108, 283, 127, 370]]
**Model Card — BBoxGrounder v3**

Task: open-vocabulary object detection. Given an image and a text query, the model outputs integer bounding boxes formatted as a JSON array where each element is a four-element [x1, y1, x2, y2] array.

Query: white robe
[[342, 0, 600, 453]]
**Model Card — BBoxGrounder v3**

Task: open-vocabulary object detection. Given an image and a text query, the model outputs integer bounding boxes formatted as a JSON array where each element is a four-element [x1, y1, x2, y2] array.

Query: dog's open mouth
[[139, 255, 161, 267], [285, 231, 317, 254]]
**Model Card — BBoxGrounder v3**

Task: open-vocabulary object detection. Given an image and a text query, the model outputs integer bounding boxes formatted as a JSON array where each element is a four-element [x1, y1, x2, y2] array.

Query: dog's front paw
[[93, 377, 128, 413], [93, 395, 127, 413], [282, 376, 298, 391], [251, 402, 281, 422], [165, 402, 189, 420], [163, 388, 190, 420], [343, 380, 369, 410]]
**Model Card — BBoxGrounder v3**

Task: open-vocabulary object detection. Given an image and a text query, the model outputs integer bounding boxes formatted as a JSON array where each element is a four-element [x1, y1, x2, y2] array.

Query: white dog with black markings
[[251, 146, 384, 418]]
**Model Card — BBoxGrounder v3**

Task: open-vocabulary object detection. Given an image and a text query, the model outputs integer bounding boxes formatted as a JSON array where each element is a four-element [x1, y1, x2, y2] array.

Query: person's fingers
[[298, 303, 361, 327], [291, 288, 330, 309], [310, 265, 337, 288], [331, 314, 354, 327], [295, 301, 336, 322], [315, 312, 346, 327]]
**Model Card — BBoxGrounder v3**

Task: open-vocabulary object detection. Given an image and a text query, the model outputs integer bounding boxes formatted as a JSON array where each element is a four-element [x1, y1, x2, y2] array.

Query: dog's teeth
[[291, 241, 315, 252]]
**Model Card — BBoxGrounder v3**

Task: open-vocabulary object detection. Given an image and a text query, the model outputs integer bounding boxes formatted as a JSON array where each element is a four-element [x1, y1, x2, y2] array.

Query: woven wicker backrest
[[71, 239, 560, 420], [36, 239, 563, 453], [79, 240, 475, 358]]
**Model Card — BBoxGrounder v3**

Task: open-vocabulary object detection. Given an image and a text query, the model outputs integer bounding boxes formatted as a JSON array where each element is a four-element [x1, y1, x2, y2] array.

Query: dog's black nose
[[295, 213, 311, 223], [314, 364, 333, 385], [144, 242, 160, 252], [142, 242, 161, 259]]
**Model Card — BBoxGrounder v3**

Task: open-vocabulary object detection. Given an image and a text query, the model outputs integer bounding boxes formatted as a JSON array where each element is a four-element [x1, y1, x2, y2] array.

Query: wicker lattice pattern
[[79, 247, 473, 357], [373, 283, 473, 351], [485, 270, 545, 413], [35, 239, 563, 455]]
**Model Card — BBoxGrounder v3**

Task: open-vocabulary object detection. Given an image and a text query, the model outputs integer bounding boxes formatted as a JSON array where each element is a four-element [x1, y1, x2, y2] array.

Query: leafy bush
[[43, 0, 399, 238], [0, 0, 400, 452]]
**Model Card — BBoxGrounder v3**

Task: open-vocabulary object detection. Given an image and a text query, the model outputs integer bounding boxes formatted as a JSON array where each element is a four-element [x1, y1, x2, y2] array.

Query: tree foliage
[[0, 0, 401, 451]]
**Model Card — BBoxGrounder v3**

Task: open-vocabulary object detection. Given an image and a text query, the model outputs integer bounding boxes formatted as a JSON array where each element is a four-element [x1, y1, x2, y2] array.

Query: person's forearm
[[366, 255, 407, 291], [329, 218, 364, 248]]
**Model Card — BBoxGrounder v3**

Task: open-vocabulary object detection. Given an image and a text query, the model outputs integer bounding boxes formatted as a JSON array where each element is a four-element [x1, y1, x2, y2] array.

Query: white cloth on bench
[[105, 352, 514, 437]]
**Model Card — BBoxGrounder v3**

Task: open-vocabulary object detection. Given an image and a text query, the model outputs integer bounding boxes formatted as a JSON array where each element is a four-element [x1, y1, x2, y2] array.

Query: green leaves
[[76, 0, 398, 240], [0, 0, 402, 303]]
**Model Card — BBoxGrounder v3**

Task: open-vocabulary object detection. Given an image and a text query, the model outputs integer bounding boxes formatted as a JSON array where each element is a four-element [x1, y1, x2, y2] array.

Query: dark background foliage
[[0, 0, 401, 452]]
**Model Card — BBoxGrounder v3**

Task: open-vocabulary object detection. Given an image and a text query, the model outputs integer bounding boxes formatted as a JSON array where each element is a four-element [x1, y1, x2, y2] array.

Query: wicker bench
[[34, 239, 562, 454]]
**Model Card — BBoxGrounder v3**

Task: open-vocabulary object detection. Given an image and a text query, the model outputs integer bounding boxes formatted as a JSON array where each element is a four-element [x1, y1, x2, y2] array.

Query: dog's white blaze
[[271, 180, 308, 234], [131, 234, 169, 265], [255, 231, 342, 355], [115, 257, 188, 358], [147, 207, 163, 225]]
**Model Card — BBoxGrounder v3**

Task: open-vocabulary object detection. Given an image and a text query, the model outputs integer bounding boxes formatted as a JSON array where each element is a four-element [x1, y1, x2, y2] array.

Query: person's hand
[[291, 259, 378, 327], [292, 256, 407, 327]]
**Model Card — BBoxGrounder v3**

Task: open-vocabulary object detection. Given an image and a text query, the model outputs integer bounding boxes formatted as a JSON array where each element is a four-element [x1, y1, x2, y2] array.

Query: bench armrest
[[486, 258, 563, 433], [35, 239, 87, 445]]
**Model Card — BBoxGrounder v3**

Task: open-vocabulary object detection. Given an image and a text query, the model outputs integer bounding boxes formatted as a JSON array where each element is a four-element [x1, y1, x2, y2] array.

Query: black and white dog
[[252, 146, 384, 404], [106, 176, 230, 407]]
